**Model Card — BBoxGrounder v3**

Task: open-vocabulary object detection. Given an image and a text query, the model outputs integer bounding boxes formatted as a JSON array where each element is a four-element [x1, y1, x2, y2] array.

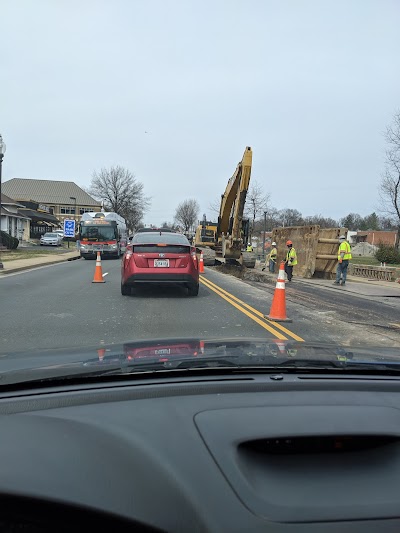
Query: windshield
[[81, 226, 118, 241], [1, 1, 400, 384]]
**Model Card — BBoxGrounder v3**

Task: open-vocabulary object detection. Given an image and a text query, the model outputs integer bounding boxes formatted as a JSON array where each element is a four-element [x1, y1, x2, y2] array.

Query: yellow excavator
[[195, 146, 256, 268]]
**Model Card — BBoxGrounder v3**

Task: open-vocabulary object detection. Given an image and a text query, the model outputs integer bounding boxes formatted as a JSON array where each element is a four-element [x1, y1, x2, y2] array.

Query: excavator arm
[[216, 147, 253, 261]]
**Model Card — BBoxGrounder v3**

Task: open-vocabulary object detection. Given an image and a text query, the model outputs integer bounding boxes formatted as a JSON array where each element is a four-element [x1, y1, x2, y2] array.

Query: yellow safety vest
[[246, 245, 253, 252], [286, 247, 297, 265], [270, 247, 277, 260], [338, 241, 352, 260]]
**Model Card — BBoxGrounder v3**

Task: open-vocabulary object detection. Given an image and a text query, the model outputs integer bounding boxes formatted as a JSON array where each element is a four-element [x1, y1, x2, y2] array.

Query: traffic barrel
[[265, 261, 292, 322], [199, 251, 205, 273], [92, 252, 105, 283]]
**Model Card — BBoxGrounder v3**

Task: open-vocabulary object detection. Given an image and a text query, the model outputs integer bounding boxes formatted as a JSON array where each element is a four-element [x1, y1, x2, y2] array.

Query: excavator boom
[[218, 146, 252, 239], [215, 147, 255, 267], [194, 147, 256, 268]]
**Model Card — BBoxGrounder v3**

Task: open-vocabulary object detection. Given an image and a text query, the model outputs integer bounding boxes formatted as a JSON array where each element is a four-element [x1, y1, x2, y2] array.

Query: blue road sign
[[64, 219, 76, 238]]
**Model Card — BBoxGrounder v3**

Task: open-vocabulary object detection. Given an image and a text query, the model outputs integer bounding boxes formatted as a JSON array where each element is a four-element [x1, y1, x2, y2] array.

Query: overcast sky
[[2, 0, 399, 225]]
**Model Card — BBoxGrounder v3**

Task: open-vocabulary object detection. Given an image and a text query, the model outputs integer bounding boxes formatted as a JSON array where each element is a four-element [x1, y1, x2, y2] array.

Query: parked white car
[[40, 232, 62, 246]]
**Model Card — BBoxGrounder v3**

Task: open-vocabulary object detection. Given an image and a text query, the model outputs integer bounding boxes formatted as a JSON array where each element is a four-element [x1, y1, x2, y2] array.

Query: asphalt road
[[0, 259, 399, 357]]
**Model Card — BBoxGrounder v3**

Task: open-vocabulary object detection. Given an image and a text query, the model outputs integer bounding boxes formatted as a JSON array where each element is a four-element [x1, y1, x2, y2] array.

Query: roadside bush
[[374, 243, 400, 264], [0, 231, 19, 249]]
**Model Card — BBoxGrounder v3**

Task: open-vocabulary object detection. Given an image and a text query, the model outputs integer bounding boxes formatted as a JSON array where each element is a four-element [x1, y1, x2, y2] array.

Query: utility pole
[[0, 135, 6, 270], [262, 211, 267, 261]]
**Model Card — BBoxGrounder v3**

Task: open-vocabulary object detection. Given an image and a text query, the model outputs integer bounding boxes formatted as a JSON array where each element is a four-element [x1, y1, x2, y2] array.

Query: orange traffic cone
[[92, 252, 105, 283], [97, 348, 106, 362], [199, 251, 205, 273], [265, 261, 291, 322]]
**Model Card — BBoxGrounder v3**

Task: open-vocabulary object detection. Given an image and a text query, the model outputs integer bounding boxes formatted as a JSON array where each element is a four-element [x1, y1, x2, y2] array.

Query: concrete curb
[[0, 254, 81, 275]]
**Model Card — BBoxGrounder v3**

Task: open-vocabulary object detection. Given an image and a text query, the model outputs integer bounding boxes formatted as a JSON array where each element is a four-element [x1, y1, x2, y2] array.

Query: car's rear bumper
[[123, 273, 198, 287]]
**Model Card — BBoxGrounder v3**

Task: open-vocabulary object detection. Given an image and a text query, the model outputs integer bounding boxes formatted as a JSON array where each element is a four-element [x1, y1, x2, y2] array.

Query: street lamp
[[0, 134, 6, 270], [69, 196, 77, 249]]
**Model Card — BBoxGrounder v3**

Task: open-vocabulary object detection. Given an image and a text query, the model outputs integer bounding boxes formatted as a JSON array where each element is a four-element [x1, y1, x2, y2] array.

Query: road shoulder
[[0, 251, 81, 275]]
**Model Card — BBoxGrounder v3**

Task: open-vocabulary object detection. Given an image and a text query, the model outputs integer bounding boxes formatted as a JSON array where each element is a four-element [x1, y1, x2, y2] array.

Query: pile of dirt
[[351, 242, 377, 257]]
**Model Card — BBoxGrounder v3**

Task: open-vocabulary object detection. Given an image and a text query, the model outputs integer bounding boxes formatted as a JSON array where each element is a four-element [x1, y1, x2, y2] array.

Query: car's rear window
[[131, 232, 190, 245]]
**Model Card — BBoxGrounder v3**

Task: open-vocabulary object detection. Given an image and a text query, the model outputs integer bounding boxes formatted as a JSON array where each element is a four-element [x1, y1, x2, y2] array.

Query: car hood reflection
[[0, 338, 399, 386]]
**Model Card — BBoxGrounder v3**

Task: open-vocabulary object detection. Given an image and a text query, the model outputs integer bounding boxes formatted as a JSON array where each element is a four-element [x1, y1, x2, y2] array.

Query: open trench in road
[[208, 267, 400, 348]]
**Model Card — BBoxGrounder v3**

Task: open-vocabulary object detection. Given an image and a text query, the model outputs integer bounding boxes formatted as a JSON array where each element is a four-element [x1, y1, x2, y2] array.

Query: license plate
[[154, 259, 169, 267], [154, 349, 171, 355], [93, 245, 103, 251]]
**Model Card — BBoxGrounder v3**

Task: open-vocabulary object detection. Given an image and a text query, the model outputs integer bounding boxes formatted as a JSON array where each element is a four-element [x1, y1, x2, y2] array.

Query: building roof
[[2, 178, 101, 207], [1, 193, 25, 208], [1, 206, 31, 219], [17, 208, 59, 225]]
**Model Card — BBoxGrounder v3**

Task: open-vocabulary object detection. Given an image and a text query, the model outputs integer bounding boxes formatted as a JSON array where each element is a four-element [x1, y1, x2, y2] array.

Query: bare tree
[[89, 166, 150, 231], [303, 214, 338, 228], [174, 199, 200, 233], [244, 181, 270, 238], [379, 111, 400, 230], [279, 208, 304, 227], [208, 197, 221, 217]]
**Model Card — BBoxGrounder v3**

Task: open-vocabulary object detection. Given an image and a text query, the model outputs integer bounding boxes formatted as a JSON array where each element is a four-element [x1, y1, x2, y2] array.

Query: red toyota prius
[[121, 231, 199, 296]]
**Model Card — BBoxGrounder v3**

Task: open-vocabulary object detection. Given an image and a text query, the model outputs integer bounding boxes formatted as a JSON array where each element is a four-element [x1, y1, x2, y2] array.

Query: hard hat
[[272, 242, 276, 246], [286, 240, 293, 246], [339, 235, 346, 240]]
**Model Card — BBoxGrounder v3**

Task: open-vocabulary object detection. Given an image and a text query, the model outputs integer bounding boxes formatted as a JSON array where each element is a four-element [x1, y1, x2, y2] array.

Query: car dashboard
[[1, 373, 400, 532]]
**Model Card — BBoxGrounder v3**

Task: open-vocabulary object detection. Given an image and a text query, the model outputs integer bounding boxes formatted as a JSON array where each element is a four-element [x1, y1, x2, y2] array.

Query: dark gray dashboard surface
[[0, 376, 400, 532]]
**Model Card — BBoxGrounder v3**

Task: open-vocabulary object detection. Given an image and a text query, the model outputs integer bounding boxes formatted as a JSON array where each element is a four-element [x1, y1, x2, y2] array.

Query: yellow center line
[[200, 275, 304, 342], [199, 277, 288, 340]]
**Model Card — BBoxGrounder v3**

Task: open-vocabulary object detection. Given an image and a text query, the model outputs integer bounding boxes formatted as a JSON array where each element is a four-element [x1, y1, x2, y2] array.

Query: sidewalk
[[0, 251, 81, 275]]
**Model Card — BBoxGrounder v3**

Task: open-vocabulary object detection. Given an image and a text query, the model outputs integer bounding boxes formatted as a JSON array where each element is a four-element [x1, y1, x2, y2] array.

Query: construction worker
[[284, 240, 297, 281], [334, 235, 352, 286], [269, 241, 277, 273], [246, 243, 253, 252]]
